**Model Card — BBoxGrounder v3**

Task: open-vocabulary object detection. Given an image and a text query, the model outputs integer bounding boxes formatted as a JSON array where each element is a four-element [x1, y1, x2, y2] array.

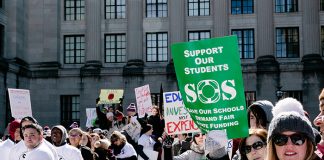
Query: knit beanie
[[127, 103, 136, 112], [272, 97, 305, 116], [319, 88, 324, 100], [9, 119, 21, 140], [249, 100, 274, 124], [267, 111, 315, 145]]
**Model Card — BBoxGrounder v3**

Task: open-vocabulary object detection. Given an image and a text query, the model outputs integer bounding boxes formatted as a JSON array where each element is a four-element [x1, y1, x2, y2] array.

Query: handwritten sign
[[8, 88, 32, 119], [98, 89, 124, 104], [163, 91, 200, 135], [135, 84, 152, 118]]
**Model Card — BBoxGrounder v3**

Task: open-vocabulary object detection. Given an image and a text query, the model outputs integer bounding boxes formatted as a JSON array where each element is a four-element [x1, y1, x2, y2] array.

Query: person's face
[[315, 99, 324, 132], [109, 108, 114, 112], [79, 134, 88, 146], [274, 131, 307, 160], [69, 131, 81, 147], [90, 135, 100, 146], [51, 128, 62, 146], [249, 112, 257, 129], [244, 135, 266, 160], [178, 134, 187, 141], [194, 133, 206, 146], [23, 128, 42, 149], [113, 138, 122, 146], [318, 99, 324, 118], [14, 128, 21, 141], [127, 111, 135, 116], [152, 109, 158, 116]]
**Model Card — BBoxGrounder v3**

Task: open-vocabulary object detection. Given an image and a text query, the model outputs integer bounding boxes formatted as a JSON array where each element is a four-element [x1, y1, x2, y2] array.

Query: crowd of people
[[1, 89, 324, 160]]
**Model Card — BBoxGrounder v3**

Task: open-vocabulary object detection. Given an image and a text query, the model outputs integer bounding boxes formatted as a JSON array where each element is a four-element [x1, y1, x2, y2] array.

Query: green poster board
[[171, 36, 248, 139]]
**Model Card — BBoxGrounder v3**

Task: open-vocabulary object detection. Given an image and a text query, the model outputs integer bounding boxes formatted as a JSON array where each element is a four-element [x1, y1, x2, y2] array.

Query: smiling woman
[[238, 128, 268, 160], [267, 98, 320, 160]]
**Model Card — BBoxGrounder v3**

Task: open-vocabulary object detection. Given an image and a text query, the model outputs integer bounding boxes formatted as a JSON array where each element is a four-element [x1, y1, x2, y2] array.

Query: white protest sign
[[163, 91, 200, 135], [86, 108, 97, 127], [135, 84, 152, 118], [8, 88, 32, 119], [138, 149, 158, 160]]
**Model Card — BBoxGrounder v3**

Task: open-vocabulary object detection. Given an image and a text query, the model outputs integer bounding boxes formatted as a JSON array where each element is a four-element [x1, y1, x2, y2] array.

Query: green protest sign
[[171, 36, 248, 139]]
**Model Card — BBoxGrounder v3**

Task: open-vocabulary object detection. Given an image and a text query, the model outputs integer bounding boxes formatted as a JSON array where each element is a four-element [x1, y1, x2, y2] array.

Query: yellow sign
[[99, 89, 124, 104]]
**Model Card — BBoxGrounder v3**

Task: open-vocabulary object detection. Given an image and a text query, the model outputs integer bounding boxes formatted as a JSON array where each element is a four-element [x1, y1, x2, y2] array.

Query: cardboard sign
[[8, 88, 32, 119], [171, 36, 249, 139], [135, 84, 153, 118], [163, 91, 200, 135], [98, 89, 124, 104]]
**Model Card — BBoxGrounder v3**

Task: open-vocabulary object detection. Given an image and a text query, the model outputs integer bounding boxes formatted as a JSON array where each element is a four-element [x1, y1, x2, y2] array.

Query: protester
[[138, 124, 161, 160], [172, 133, 190, 156], [43, 125, 52, 142], [238, 128, 268, 160], [80, 131, 92, 148], [9, 116, 59, 160], [274, 97, 321, 144], [313, 88, 324, 158], [96, 97, 112, 130], [20, 124, 56, 160], [110, 130, 137, 159], [51, 125, 83, 160], [0, 119, 21, 160], [93, 138, 112, 160], [90, 133, 101, 150], [123, 103, 142, 144], [267, 110, 320, 160], [173, 132, 206, 160], [247, 100, 274, 129], [69, 128, 96, 160], [148, 105, 165, 139]]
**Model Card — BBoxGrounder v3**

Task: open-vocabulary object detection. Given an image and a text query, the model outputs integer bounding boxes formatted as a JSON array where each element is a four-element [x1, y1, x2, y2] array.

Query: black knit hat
[[267, 111, 315, 145]]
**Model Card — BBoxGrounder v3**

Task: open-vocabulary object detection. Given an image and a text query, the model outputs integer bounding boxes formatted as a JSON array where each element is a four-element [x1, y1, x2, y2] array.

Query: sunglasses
[[244, 141, 265, 154], [194, 133, 205, 137], [272, 133, 306, 146]]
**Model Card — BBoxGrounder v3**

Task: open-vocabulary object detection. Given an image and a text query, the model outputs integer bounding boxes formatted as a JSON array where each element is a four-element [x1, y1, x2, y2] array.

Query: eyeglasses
[[272, 133, 306, 146], [194, 133, 205, 138], [69, 134, 81, 138], [243, 141, 265, 154]]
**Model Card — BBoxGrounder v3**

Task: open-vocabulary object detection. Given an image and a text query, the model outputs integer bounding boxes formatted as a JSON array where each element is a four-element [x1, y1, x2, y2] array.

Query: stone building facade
[[0, 0, 323, 132]]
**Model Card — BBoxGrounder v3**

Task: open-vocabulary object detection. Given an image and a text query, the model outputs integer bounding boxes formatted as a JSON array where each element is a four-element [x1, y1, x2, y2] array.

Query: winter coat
[[173, 142, 206, 160], [148, 115, 165, 138]]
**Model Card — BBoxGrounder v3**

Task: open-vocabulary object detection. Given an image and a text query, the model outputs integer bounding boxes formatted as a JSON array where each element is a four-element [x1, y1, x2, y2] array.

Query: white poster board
[[8, 88, 32, 119], [86, 108, 97, 127], [163, 91, 200, 135], [138, 149, 158, 160], [135, 84, 152, 118]]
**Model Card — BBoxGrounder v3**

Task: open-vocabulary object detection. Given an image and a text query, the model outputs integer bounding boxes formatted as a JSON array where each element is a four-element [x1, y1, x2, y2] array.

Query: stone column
[[213, 0, 229, 37], [256, 0, 274, 57], [302, 0, 320, 56], [255, 0, 278, 100], [85, 0, 101, 67], [169, 0, 185, 43], [301, 0, 324, 119], [127, 0, 143, 60]]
